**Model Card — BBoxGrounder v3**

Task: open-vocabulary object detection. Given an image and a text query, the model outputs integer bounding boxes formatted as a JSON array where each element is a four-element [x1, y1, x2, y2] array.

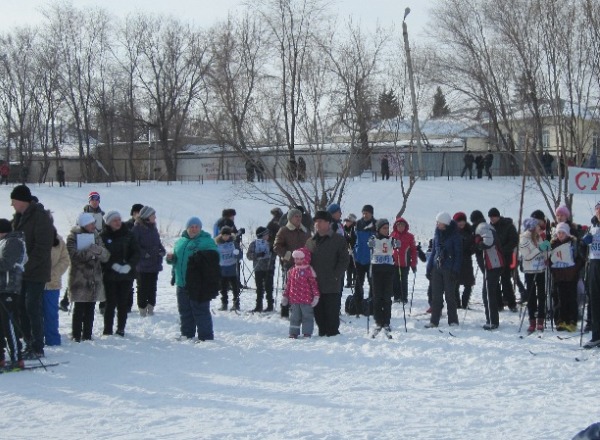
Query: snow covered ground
[[0, 176, 599, 439]]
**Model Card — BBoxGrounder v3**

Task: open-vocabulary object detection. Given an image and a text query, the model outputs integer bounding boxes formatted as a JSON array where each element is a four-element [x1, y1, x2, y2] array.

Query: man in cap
[[10, 185, 54, 358], [488, 207, 519, 312]]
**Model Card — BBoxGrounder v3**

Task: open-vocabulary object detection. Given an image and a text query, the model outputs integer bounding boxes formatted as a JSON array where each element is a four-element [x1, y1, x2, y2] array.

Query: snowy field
[[0, 175, 599, 440]]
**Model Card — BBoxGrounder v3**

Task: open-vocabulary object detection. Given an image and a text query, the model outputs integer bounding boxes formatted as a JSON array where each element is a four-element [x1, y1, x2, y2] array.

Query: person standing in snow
[[281, 247, 320, 338], [582, 203, 600, 348], [353, 205, 377, 314], [452, 212, 475, 309], [343, 214, 357, 288], [390, 216, 417, 304], [247, 227, 274, 312], [168, 217, 220, 341], [425, 212, 462, 329], [367, 219, 397, 338], [215, 226, 242, 311], [305, 211, 349, 337], [43, 226, 70, 346], [132, 206, 165, 317], [488, 208, 519, 312], [66, 213, 110, 342]]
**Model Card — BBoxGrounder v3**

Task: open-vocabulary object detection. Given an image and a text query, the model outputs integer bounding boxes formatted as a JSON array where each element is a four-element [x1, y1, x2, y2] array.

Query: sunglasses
[[89, 195, 100, 201]]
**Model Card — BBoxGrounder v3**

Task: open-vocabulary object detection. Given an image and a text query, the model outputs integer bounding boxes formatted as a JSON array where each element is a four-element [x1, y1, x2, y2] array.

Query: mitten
[[111, 263, 123, 273], [119, 264, 132, 274], [233, 249, 240, 255], [281, 296, 289, 307], [538, 240, 551, 251], [583, 234, 593, 245], [311, 296, 319, 307]]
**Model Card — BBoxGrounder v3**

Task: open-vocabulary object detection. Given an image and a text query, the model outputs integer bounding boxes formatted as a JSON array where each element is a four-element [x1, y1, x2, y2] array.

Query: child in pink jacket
[[281, 247, 320, 338]]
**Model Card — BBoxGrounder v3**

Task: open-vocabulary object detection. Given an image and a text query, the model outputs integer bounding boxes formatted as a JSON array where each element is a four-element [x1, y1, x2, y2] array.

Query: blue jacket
[[354, 217, 377, 265], [426, 221, 463, 275], [215, 235, 242, 277], [132, 219, 165, 273]]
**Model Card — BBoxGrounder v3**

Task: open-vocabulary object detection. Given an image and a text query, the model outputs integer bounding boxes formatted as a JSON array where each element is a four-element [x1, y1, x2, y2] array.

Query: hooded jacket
[[132, 218, 165, 273], [66, 227, 110, 302], [169, 229, 218, 288], [426, 220, 462, 275], [390, 217, 417, 269], [284, 248, 320, 305]]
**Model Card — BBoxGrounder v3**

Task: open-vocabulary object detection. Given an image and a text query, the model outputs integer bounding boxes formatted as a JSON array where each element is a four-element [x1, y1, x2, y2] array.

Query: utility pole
[[403, 8, 425, 179]]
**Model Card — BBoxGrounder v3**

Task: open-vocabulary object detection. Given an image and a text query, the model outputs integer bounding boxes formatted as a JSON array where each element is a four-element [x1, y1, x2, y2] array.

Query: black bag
[[345, 294, 357, 315], [345, 294, 373, 316]]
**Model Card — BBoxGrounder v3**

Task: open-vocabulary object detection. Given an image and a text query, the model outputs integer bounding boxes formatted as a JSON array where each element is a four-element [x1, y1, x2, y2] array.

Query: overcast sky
[[0, 0, 431, 37]]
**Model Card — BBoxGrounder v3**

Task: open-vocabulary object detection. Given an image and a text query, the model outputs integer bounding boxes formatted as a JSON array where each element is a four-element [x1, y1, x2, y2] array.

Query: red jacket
[[391, 217, 417, 269]]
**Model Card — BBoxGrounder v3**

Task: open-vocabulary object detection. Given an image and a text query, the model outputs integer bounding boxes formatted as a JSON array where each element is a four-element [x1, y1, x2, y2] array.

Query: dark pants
[[43, 289, 61, 346], [483, 268, 502, 326], [314, 293, 341, 336], [137, 272, 159, 309], [354, 263, 372, 308], [19, 280, 45, 352], [554, 279, 578, 325], [72, 302, 96, 341], [430, 267, 458, 326], [525, 272, 546, 320], [0, 294, 23, 362], [498, 265, 517, 309], [345, 257, 355, 287], [103, 279, 133, 334], [455, 284, 472, 309], [588, 260, 600, 341], [254, 271, 273, 310], [220, 275, 240, 306], [176, 287, 213, 340], [460, 165, 473, 179], [485, 165, 492, 179], [373, 265, 394, 327], [393, 266, 410, 302]]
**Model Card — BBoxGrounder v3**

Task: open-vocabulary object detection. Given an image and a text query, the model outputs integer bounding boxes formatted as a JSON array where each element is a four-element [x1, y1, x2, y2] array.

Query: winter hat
[[256, 226, 269, 238], [530, 210, 546, 221], [376, 218, 390, 232], [130, 203, 144, 216], [453, 212, 467, 223], [292, 247, 311, 265], [270, 207, 283, 217], [78, 212, 95, 227], [555, 205, 570, 218], [104, 210, 121, 224], [522, 217, 539, 232], [185, 217, 202, 229], [138, 205, 156, 220], [362, 204, 374, 215], [88, 191, 100, 201], [0, 218, 12, 233], [220, 226, 233, 235], [470, 210, 485, 225], [327, 203, 341, 215], [10, 185, 32, 202], [488, 207, 501, 218], [313, 210, 332, 222], [556, 222, 571, 236], [224, 208, 237, 217], [295, 205, 306, 214], [436, 212, 452, 225], [287, 208, 302, 221], [344, 213, 357, 223]]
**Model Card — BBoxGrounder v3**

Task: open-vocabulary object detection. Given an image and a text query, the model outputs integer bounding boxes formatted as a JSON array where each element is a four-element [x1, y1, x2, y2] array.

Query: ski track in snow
[[0, 178, 599, 439]]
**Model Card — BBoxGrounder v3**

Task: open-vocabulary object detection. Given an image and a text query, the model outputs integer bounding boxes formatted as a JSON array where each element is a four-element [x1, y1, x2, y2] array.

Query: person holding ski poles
[[390, 217, 417, 305], [353, 205, 377, 314]]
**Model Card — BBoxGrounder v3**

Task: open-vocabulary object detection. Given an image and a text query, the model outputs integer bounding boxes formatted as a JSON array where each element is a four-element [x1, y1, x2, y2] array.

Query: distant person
[[56, 167, 66, 187], [475, 155, 484, 179], [245, 159, 255, 182], [460, 151, 475, 179], [541, 151, 554, 179], [0, 161, 9, 185], [297, 157, 306, 181], [20, 165, 29, 184], [380, 155, 390, 181], [484, 151, 494, 180]]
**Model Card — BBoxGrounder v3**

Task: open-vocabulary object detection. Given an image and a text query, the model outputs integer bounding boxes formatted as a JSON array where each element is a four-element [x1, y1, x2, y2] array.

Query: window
[[542, 130, 550, 150]]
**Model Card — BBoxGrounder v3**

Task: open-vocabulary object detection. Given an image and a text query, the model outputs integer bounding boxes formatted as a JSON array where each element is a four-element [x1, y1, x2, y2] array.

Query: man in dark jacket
[[305, 211, 350, 336], [461, 151, 475, 179], [10, 185, 54, 358], [484, 151, 494, 180], [488, 207, 519, 312]]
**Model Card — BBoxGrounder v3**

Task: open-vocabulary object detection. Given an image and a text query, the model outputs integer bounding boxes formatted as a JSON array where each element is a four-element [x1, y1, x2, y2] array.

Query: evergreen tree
[[431, 86, 450, 118], [378, 88, 400, 120]]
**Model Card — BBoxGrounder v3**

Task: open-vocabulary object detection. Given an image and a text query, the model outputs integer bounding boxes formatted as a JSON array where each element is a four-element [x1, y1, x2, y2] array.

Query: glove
[[111, 263, 123, 273], [281, 296, 289, 307], [583, 234, 593, 245], [283, 251, 292, 261], [538, 240, 551, 252], [368, 236, 376, 249], [411, 266, 417, 274], [311, 296, 319, 307], [119, 264, 132, 274], [233, 249, 240, 255], [474, 235, 483, 245]]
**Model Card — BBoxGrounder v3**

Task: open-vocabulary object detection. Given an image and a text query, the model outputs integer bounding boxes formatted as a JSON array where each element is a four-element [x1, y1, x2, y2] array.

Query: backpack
[[344, 294, 373, 316]]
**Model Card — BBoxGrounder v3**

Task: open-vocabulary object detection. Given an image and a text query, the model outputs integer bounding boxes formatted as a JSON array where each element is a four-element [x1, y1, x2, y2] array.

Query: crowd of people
[[2, 184, 600, 371]]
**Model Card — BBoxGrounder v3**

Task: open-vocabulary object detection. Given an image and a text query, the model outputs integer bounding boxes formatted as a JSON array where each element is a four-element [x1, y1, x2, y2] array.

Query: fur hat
[[130, 203, 144, 216], [555, 222, 571, 236], [313, 210, 332, 222], [292, 247, 311, 264], [139, 206, 156, 220], [436, 212, 452, 225], [10, 185, 32, 202], [88, 191, 100, 201], [220, 226, 233, 235], [522, 217, 539, 232], [376, 218, 390, 232], [78, 212, 95, 228], [256, 226, 269, 238], [223, 208, 237, 217], [0, 218, 12, 233], [185, 217, 202, 229], [270, 207, 283, 217], [104, 210, 121, 224], [287, 208, 302, 221], [327, 203, 341, 214], [555, 205, 570, 218], [470, 210, 485, 225], [344, 213, 357, 223], [361, 204, 374, 215], [453, 212, 467, 222], [488, 207, 500, 218]]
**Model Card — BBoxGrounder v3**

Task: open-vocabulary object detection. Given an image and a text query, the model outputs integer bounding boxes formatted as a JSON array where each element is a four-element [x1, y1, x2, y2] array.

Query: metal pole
[[402, 8, 425, 179]]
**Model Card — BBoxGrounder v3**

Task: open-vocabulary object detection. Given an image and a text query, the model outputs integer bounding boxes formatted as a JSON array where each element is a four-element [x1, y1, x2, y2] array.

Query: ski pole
[[409, 271, 416, 316], [401, 291, 408, 333]]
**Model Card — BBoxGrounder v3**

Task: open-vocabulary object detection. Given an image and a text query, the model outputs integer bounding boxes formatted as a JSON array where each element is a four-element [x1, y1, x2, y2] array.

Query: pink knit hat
[[292, 247, 312, 264], [555, 205, 570, 218]]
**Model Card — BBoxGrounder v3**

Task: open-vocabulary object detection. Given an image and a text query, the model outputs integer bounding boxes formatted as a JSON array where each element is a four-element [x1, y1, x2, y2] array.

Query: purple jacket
[[132, 219, 165, 273]]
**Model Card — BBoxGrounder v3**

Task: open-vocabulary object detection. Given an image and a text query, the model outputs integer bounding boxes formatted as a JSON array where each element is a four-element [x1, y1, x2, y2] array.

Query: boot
[[230, 298, 240, 312], [218, 302, 228, 311], [264, 300, 274, 312], [527, 319, 536, 334], [536, 319, 544, 332], [251, 299, 263, 313]]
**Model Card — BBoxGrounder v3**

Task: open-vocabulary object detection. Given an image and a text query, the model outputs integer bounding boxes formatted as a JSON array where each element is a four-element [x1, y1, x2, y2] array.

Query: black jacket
[[100, 225, 141, 281], [186, 250, 221, 302], [494, 217, 519, 257]]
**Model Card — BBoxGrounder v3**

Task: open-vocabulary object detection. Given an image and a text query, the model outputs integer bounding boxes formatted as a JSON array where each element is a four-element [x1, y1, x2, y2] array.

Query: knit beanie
[[453, 212, 467, 222], [10, 185, 32, 202], [287, 208, 302, 221], [362, 204, 374, 215], [530, 210, 546, 221], [555, 205, 570, 218], [470, 210, 485, 225], [220, 226, 233, 235], [436, 212, 452, 225], [130, 203, 144, 216], [0, 219, 12, 233], [139, 206, 156, 220], [78, 212, 95, 227], [345, 213, 357, 223], [556, 222, 571, 236], [292, 247, 312, 265], [104, 210, 121, 224], [256, 226, 268, 238], [313, 210, 332, 222], [376, 218, 390, 232], [522, 218, 539, 232], [88, 191, 100, 201], [327, 203, 341, 215], [488, 207, 500, 218], [185, 217, 202, 229]]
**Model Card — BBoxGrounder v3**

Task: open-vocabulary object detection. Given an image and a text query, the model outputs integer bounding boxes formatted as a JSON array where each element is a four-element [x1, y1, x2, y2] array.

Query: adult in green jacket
[[167, 217, 219, 341]]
